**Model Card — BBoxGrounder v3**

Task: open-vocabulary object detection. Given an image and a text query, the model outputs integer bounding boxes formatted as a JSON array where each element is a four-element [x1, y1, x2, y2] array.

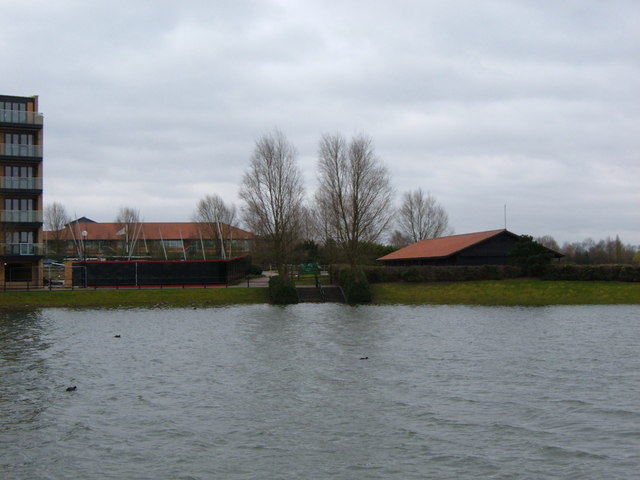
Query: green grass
[[0, 287, 269, 309], [2, 280, 638, 309], [293, 275, 331, 286], [371, 280, 640, 306]]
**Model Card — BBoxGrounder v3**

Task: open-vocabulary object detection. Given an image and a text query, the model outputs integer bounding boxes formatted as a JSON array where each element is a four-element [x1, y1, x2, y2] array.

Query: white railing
[[0, 109, 43, 125], [0, 177, 43, 190], [0, 210, 43, 223], [0, 144, 43, 157]]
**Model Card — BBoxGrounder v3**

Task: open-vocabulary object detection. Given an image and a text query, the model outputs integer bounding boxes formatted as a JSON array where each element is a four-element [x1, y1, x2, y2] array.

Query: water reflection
[[0, 309, 54, 423]]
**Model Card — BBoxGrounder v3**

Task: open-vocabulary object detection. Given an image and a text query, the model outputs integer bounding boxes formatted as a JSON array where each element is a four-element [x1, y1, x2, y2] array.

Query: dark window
[[4, 165, 34, 177], [4, 198, 34, 210], [5, 231, 34, 243], [4, 263, 33, 282]]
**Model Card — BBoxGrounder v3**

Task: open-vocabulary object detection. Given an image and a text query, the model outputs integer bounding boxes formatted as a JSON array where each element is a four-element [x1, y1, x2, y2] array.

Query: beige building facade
[[0, 95, 44, 288]]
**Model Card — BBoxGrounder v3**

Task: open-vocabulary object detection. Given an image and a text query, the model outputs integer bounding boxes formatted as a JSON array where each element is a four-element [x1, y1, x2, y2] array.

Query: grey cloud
[[5, 0, 640, 242]]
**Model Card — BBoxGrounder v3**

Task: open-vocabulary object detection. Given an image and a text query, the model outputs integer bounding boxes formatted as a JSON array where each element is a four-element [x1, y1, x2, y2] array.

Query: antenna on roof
[[504, 204, 507, 230]]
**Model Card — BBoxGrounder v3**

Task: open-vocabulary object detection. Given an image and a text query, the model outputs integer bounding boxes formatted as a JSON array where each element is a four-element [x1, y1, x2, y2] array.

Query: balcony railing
[[0, 109, 43, 125], [0, 144, 43, 158], [0, 210, 43, 223], [0, 177, 43, 190], [0, 243, 44, 256]]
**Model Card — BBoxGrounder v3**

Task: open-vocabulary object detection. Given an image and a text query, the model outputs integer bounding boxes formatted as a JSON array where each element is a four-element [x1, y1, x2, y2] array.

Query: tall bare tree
[[398, 188, 450, 243], [115, 207, 143, 260], [316, 133, 394, 275], [44, 202, 70, 258], [193, 194, 237, 259], [239, 129, 305, 275]]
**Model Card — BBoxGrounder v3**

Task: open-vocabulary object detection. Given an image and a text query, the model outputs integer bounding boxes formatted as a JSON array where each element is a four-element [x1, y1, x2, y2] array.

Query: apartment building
[[0, 95, 44, 287]]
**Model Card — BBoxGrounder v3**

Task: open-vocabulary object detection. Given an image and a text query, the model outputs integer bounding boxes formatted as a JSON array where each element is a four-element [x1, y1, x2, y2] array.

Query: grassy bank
[[371, 280, 640, 305], [1, 280, 638, 309], [0, 287, 269, 309]]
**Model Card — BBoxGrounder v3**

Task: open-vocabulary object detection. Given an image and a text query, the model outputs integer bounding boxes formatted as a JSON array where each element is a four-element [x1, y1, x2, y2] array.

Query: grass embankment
[[372, 280, 640, 306], [1, 279, 638, 309], [0, 287, 269, 309]]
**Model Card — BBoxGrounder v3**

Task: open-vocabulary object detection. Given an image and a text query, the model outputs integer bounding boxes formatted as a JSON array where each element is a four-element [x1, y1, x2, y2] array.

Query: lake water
[[1, 304, 639, 479]]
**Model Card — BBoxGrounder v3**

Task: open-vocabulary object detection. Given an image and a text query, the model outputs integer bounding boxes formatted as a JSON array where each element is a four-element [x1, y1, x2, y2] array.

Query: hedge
[[542, 264, 640, 282], [268, 275, 299, 304], [344, 265, 523, 283], [338, 268, 372, 303], [329, 264, 640, 286]]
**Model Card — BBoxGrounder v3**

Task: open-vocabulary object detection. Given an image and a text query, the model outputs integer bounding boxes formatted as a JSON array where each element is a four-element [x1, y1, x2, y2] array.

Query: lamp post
[[81, 230, 88, 287]]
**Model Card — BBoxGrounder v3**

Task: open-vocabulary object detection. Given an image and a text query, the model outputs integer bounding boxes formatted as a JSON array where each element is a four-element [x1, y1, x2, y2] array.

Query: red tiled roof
[[59, 222, 253, 241], [378, 229, 508, 261]]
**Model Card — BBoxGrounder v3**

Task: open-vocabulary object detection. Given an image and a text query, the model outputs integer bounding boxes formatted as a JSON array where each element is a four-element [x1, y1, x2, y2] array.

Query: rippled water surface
[[1, 304, 639, 479]]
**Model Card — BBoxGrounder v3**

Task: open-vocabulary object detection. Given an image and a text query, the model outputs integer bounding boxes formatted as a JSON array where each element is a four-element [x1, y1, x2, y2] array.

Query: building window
[[4, 166, 34, 177], [0, 102, 27, 122], [162, 240, 184, 248], [3, 165, 36, 189], [3, 133, 36, 156], [4, 263, 33, 282], [5, 231, 34, 243], [4, 231, 35, 255], [4, 198, 34, 210], [2, 198, 37, 222]]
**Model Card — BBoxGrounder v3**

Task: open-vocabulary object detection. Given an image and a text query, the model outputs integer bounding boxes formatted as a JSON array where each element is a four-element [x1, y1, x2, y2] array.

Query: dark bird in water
[[114, 335, 121, 338], [66, 386, 77, 392], [360, 357, 369, 360]]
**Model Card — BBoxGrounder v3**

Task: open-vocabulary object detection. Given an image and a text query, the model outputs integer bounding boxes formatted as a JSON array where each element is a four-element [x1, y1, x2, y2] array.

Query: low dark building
[[378, 229, 560, 266], [68, 256, 251, 288]]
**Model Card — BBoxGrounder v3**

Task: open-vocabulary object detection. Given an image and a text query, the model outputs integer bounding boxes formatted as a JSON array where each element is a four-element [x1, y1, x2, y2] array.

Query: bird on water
[[65, 386, 77, 392]]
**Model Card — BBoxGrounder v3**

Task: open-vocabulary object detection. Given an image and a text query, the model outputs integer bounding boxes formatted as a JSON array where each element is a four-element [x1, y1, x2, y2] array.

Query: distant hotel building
[[49, 219, 253, 260], [0, 95, 44, 287]]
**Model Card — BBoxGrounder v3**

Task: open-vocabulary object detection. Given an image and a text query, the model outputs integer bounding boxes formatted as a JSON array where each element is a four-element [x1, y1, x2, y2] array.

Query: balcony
[[0, 210, 43, 223], [0, 177, 43, 190], [0, 144, 43, 158], [0, 243, 44, 256], [0, 109, 43, 126]]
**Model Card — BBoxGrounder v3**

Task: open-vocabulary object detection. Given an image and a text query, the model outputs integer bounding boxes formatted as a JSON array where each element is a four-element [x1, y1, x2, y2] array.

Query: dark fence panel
[[72, 256, 251, 287]]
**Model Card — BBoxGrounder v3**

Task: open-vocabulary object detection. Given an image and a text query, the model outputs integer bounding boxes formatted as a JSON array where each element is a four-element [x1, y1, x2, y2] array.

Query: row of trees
[[44, 129, 452, 270], [537, 235, 640, 265], [45, 128, 639, 272], [239, 130, 451, 277], [45, 124, 640, 272]]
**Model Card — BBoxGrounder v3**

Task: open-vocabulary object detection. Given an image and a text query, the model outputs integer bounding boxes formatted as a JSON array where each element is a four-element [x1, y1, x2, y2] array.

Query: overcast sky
[[3, 0, 639, 244]]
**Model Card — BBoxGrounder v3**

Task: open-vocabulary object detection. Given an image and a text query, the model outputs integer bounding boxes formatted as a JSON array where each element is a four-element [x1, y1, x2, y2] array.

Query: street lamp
[[81, 230, 88, 287]]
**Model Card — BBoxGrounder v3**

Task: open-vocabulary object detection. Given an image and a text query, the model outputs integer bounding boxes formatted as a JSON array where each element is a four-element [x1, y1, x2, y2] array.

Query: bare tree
[[115, 207, 143, 260], [239, 129, 305, 275], [316, 133, 394, 275], [44, 202, 70, 258], [536, 235, 560, 252], [398, 188, 450, 243], [193, 194, 237, 259], [389, 229, 411, 249]]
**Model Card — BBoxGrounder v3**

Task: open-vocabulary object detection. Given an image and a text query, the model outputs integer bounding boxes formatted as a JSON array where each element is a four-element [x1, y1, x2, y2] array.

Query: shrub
[[543, 264, 640, 282], [339, 268, 372, 303], [508, 235, 554, 276], [402, 267, 422, 282], [247, 264, 263, 276], [268, 275, 298, 304]]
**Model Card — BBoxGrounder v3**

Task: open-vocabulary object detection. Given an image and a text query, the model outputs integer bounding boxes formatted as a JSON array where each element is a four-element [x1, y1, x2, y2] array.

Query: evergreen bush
[[247, 264, 263, 276], [339, 268, 372, 303], [268, 275, 298, 304], [543, 264, 640, 282]]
